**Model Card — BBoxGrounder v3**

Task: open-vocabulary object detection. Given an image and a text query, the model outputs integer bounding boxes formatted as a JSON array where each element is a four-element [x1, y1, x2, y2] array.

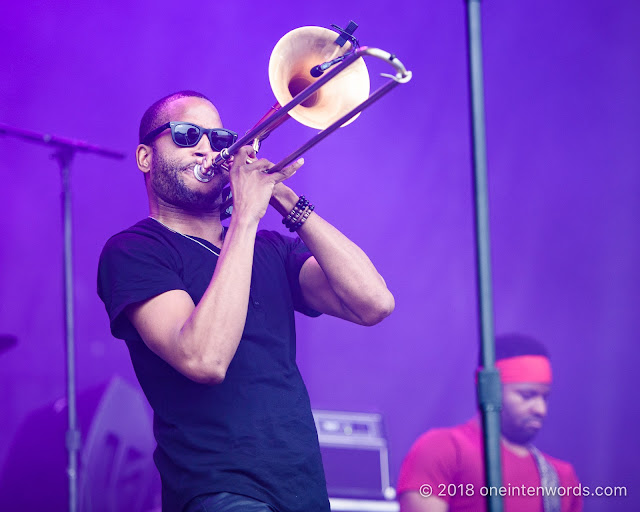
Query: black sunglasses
[[142, 121, 238, 152]]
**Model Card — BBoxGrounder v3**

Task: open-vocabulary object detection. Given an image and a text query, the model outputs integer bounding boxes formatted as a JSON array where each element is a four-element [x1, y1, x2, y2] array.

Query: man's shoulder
[[410, 419, 480, 454], [106, 218, 162, 242], [98, 218, 183, 280], [416, 424, 462, 442], [397, 420, 482, 495], [101, 218, 170, 253]]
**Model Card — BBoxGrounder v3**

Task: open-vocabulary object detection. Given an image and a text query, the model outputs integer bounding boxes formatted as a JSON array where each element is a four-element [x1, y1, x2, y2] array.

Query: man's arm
[[126, 147, 302, 385], [125, 213, 260, 385], [271, 185, 395, 326], [399, 493, 448, 512]]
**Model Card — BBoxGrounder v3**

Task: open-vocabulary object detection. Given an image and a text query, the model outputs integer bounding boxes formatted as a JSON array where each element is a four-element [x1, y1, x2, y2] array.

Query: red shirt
[[397, 419, 582, 511]]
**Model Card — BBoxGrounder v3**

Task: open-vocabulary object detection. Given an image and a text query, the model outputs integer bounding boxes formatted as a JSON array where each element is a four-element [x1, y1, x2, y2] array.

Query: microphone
[[310, 21, 359, 78], [310, 56, 346, 78]]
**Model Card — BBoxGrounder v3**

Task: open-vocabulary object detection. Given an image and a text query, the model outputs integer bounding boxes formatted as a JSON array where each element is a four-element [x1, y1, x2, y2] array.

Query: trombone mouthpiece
[[194, 163, 214, 183]]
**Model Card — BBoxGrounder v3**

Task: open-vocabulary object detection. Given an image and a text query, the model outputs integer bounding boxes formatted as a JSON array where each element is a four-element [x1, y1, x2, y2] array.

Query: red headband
[[495, 355, 552, 384]]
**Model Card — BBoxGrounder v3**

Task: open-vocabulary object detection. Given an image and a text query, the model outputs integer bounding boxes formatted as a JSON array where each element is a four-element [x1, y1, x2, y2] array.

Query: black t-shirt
[[97, 218, 330, 512]]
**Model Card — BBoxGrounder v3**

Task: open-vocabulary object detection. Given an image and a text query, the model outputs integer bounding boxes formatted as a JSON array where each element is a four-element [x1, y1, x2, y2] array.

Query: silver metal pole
[[55, 149, 80, 512]]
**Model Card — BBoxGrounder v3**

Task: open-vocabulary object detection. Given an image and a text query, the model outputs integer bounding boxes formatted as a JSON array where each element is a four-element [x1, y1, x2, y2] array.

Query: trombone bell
[[268, 26, 370, 129]]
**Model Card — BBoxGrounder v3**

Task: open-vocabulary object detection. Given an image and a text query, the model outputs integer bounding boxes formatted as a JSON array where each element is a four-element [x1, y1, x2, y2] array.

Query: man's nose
[[192, 135, 220, 169], [531, 396, 548, 417], [193, 134, 215, 155]]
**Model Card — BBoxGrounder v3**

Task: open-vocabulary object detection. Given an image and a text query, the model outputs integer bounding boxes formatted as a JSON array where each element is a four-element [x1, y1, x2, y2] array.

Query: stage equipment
[[193, 22, 412, 187], [0, 377, 156, 512], [0, 122, 125, 512], [312, 410, 395, 502], [329, 498, 398, 512], [464, 2, 502, 511]]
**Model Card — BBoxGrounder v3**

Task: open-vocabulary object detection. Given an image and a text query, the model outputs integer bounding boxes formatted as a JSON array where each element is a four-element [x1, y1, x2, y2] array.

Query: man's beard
[[150, 152, 226, 212], [501, 416, 541, 446]]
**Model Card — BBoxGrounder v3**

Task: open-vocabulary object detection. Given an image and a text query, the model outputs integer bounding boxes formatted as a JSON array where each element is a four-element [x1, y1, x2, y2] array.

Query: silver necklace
[[149, 216, 220, 256]]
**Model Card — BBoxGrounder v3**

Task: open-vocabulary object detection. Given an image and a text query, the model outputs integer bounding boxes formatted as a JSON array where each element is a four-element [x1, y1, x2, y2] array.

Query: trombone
[[196, 24, 412, 197]]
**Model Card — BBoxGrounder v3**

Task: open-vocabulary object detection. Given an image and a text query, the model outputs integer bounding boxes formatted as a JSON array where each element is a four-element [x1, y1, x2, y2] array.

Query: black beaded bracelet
[[282, 196, 308, 225], [283, 196, 314, 232], [290, 204, 315, 232], [282, 196, 308, 224]]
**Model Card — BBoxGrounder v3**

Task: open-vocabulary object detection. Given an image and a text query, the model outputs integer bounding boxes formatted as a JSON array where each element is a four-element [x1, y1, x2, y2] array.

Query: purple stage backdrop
[[1, 1, 638, 511]]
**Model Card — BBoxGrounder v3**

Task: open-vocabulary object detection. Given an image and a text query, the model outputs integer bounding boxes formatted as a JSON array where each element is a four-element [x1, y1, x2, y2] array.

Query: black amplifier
[[312, 410, 396, 503]]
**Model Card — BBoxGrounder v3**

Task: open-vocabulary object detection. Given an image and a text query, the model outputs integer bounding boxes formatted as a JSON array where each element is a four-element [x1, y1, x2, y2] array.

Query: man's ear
[[136, 144, 152, 175]]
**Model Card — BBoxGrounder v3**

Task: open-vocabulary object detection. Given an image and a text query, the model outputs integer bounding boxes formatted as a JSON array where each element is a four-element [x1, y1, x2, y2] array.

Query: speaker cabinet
[[313, 410, 395, 501], [0, 377, 156, 512]]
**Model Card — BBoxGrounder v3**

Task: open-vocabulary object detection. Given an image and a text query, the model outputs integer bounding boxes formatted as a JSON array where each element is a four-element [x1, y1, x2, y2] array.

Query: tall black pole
[[464, 2, 503, 511]]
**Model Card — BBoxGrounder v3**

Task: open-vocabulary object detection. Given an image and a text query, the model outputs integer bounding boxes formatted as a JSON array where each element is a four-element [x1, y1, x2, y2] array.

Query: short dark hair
[[138, 90, 212, 144], [494, 334, 549, 361]]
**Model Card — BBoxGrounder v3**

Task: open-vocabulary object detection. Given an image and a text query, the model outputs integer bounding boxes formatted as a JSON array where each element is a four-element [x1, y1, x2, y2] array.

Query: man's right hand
[[227, 145, 304, 225]]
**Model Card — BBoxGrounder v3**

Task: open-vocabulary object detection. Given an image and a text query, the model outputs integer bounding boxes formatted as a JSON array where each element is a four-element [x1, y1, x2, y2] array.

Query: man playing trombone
[[97, 90, 395, 512]]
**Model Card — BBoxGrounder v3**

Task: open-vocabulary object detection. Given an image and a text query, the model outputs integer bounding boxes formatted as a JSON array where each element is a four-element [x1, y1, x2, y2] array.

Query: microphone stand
[[0, 123, 125, 512], [463, 2, 503, 511]]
